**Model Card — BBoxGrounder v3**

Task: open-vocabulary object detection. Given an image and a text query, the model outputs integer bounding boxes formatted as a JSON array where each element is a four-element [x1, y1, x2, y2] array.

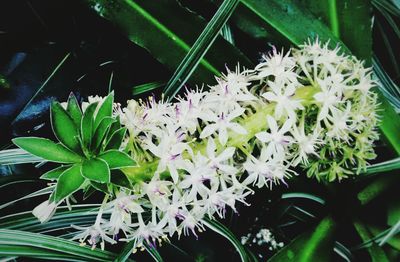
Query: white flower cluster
[[66, 41, 378, 250]]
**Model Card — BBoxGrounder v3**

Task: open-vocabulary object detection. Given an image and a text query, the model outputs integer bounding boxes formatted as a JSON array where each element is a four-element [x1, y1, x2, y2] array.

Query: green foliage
[[12, 92, 135, 202], [269, 217, 336, 262]]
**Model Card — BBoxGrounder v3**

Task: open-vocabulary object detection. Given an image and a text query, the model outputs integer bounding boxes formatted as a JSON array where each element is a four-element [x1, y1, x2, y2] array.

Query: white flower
[[313, 84, 341, 121], [179, 153, 217, 202], [106, 191, 144, 236], [143, 178, 173, 210], [72, 220, 117, 250], [32, 200, 58, 223], [291, 122, 323, 165], [243, 147, 276, 188], [145, 130, 191, 183], [124, 209, 166, 249], [255, 116, 293, 158], [254, 49, 298, 84], [262, 81, 304, 119], [200, 107, 247, 146], [205, 138, 238, 176], [326, 102, 353, 141], [179, 205, 205, 239]]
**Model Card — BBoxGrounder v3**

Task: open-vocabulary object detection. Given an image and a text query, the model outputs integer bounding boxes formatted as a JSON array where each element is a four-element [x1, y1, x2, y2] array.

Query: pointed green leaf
[[66, 93, 82, 127], [94, 92, 114, 129], [40, 165, 71, 180], [81, 102, 99, 150], [269, 216, 336, 262], [55, 164, 85, 202], [81, 158, 110, 183], [106, 116, 121, 142], [50, 101, 81, 153], [12, 137, 83, 163], [92, 117, 116, 152], [105, 127, 127, 150], [98, 150, 136, 169], [111, 169, 133, 189]]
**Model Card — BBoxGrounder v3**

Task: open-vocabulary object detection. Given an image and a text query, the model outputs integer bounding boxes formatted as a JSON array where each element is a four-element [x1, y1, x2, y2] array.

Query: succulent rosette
[[12, 41, 379, 251]]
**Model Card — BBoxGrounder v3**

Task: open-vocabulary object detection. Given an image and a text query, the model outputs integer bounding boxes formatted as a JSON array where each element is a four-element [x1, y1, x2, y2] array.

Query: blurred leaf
[[12, 137, 83, 163], [281, 192, 326, 205], [132, 81, 164, 96], [334, 241, 353, 262], [269, 216, 335, 262], [357, 176, 397, 205], [203, 218, 250, 262], [0, 229, 118, 262], [379, 220, 400, 247], [164, 0, 240, 99], [84, 0, 252, 86], [353, 220, 390, 262]]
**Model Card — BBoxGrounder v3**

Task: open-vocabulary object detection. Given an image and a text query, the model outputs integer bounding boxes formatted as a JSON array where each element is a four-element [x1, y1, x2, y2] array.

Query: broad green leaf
[[303, 0, 372, 62], [98, 150, 136, 169], [81, 102, 99, 150], [55, 165, 85, 202], [81, 158, 110, 183], [91, 117, 116, 152], [111, 170, 133, 189], [51, 101, 81, 153], [12, 137, 82, 163], [66, 93, 82, 127], [132, 81, 164, 96], [353, 221, 390, 262], [84, 0, 252, 86], [94, 92, 114, 129], [269, 216, 336, 262], [105, 127, 127, 150], [203, 218, 249, 262], [163, 0, 240, 99], [239, 0, 346, 50], [40, 166, 70, 180], [0, 229, 117, 261]]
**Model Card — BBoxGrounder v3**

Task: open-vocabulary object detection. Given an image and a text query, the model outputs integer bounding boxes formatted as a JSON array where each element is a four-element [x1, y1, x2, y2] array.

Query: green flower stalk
[[12, 40, 379, 250]]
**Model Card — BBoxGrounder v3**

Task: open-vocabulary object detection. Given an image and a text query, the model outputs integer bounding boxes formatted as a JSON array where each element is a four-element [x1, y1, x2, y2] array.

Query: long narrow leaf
[[203, 218, 250, 262], [0, 149, 44, 165], [164, 0, 240, 100], [0, 229, 117, 262]]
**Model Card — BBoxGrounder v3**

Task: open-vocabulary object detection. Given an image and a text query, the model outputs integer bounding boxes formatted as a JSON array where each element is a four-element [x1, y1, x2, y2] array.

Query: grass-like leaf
[[132, 81, 165, 96], [164, 0, 240, 100], [0, 229, 118, 262], [203, 218, 250, 262], [0, 148, 43, 165]]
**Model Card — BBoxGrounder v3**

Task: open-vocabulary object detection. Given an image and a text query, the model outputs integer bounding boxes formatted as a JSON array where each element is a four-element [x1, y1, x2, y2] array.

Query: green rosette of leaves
[[12, 92, 136, 203]]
